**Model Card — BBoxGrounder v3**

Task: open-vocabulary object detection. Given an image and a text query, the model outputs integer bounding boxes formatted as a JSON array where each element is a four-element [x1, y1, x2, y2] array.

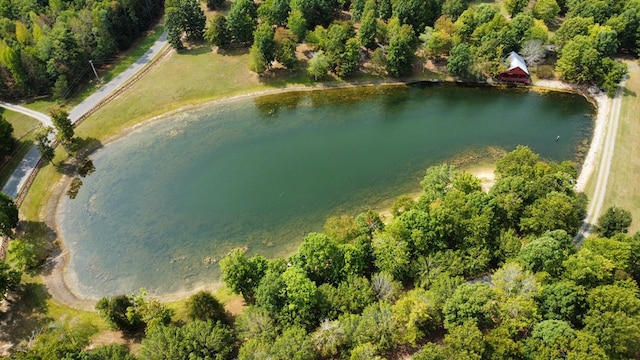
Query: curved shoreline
[[42, 79, 609, 310]]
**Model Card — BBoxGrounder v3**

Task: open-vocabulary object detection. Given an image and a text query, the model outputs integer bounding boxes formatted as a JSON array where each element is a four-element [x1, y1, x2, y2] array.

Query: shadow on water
[[55, 138, 102, 199], [254, 91, 306, 120]]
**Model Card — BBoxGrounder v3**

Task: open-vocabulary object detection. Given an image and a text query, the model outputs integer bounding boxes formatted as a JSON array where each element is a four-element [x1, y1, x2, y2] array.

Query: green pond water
[[57, 83, 595, 297]]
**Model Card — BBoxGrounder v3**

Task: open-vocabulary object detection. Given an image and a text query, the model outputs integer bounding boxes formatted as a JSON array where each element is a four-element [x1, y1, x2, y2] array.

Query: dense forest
[[0, 0, 163, 99], [1, 0, 637, 100], [5, 146, 639, 359], [166, 0, 637, 93]]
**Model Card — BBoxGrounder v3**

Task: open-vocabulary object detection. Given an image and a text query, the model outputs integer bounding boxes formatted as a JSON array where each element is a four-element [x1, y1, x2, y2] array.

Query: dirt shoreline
[[42, 79, 610, 310]]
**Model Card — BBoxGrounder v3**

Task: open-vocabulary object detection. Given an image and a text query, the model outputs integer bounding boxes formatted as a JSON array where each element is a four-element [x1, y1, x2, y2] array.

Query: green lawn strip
[[1, 109, 41, 137], [602, 62, 640, 233], [18, 154, 64, 220], [0, 109, 42, 185]]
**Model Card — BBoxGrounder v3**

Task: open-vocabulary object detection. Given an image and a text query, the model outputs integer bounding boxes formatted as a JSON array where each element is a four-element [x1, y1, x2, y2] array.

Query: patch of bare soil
[[224, 296, 246, 316]]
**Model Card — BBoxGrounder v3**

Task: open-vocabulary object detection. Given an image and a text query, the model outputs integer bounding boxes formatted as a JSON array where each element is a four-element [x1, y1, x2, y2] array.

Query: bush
[[535, 65, 555, 79]]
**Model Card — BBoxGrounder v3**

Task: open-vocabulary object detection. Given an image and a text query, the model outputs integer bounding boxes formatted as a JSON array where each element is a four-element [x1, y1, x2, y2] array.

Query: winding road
[[0, 32, 168, 200]]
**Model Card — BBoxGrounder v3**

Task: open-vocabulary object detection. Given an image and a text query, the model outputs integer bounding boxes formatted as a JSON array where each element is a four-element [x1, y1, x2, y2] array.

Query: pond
[[57, 83, 595, 298]]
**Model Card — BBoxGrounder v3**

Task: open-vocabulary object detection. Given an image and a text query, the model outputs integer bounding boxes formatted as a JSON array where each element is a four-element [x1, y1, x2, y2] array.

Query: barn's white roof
[[506, 51, 529, 75]]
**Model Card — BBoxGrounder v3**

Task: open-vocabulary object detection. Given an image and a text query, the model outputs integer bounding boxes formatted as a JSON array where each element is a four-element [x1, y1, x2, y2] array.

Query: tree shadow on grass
[[0, 282, 52, 349], [14, 220, 58, 277], [178, 42, 215, 56], [623, 87, 636, 97], [214, 46, 250, 57]]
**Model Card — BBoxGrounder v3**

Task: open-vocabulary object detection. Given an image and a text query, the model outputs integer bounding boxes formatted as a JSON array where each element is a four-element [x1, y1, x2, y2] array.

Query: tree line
[[168, 0, 635, 92], [6, 146, 640, 359], [0, 0, 164, 100]]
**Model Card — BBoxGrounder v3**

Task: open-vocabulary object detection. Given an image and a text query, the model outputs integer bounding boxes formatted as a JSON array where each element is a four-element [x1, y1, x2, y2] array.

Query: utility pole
[[89, 60, 99, 82]]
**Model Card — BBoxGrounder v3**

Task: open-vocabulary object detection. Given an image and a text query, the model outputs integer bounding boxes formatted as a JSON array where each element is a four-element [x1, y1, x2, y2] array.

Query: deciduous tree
[[186, 291, 230, 324], [447, 43, 474, 78], [505, 0, 529, 17], [205, 15, 231, 48], [0, 192, 18, 237], [533, 0, 560, 25], [0, 261, 20, 299], [49, 107, 74, 144], [596, 206, 632, 237], [227, 0, 258, 44], [0, 115, 14, 158], [220, 249, 267, 303], [386, 23, 417, 77], [307, 51, 329, 80]]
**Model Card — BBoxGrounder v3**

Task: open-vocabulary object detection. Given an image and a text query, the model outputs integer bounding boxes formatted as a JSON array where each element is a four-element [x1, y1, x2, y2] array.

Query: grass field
[[601, 61, 640, 234]]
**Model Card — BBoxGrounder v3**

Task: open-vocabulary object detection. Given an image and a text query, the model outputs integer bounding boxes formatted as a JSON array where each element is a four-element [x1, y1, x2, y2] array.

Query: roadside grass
[[1, 109, 41, 137], [601, 61, 640, 234], [67, 24, 167, 108], [16, 24, 166, 115], [0, 109, 42, 185], [74, 45, 302, 141]]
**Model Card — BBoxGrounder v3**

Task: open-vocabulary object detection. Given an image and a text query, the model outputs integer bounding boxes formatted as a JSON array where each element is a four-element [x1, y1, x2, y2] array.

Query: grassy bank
[[601, 61, 640, 233]]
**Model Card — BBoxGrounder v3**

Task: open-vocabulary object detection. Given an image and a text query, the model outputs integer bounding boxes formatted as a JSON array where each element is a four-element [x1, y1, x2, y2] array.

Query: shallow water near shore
[[57, 83, 595, 298]]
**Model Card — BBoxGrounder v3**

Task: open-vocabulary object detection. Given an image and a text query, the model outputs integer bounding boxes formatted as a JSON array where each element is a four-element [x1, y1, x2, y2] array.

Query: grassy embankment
[[0, 111, 41, 186], [599, 61, 640, 234]]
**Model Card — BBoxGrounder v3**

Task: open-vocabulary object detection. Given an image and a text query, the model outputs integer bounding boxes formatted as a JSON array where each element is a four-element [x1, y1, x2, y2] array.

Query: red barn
[[499, 51, 530, 84]]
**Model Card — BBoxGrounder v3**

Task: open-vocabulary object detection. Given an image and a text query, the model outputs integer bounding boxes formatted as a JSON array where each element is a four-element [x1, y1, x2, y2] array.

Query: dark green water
[[57, 84, 594, 297]]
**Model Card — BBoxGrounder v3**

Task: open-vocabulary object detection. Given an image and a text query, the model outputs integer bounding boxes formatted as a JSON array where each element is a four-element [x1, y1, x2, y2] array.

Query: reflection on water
[[57, 84, 594, 297]]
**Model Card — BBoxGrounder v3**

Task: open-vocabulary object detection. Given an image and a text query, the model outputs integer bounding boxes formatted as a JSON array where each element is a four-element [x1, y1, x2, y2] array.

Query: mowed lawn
[[75, 45, 313, 141], [602, 60, 640, 233]]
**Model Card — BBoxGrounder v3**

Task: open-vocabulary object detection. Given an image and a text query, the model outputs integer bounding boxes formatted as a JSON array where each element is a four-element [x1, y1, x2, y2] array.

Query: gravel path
[[535, 79, 622, 244]]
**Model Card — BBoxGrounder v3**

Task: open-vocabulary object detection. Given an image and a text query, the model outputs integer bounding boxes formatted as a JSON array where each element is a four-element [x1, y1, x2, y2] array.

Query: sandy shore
[[41, 79, 610, 310], [533, 80, 609, 193]]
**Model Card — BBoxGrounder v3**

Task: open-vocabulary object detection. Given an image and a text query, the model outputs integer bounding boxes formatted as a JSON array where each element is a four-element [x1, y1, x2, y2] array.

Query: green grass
[[1, 108, 41, 138], [75, 45, 309, 140], [600, 61, 640, 234], [67, 24, 167, 108], [0, 109, 42, 185]]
